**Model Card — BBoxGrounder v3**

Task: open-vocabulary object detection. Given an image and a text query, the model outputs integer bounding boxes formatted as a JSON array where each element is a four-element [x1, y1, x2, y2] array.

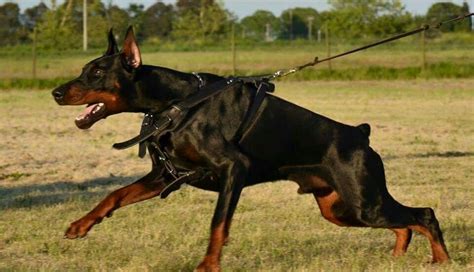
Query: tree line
[[0, 0, 471, 49]]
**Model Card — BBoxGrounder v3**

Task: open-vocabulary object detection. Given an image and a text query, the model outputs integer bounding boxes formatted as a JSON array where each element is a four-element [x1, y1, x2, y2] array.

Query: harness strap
[[159, 171, 201, 199], [235, 81, 274, 141], [112, 106, 183, 153], [176, 77, 238, 109]]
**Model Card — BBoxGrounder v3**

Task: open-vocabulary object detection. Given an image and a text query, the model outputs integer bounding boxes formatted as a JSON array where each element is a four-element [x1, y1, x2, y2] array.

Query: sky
[[3, 0, 473, 19]]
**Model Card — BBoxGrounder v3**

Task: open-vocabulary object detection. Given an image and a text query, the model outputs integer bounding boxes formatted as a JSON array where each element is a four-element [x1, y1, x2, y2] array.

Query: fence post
[[307, 16, 314, 41], [325, 23, 332, 70], [421, 30, 427, 72], [83, 0, 88, 51], [32, 27, 37, 80], [231, 23, 236, 76]]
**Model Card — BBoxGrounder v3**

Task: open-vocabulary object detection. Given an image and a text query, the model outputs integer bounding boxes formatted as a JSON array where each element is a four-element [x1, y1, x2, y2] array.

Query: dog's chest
[[157, 131, 208, 170]]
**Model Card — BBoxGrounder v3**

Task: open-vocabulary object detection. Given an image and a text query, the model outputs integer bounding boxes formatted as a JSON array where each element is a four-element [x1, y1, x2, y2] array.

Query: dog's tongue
[[78, 104, 97, 119], [75, 103, 106, 129]]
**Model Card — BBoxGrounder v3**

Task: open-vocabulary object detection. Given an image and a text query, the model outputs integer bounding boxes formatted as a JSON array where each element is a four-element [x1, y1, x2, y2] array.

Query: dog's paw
[[64, 218, 96, 239]]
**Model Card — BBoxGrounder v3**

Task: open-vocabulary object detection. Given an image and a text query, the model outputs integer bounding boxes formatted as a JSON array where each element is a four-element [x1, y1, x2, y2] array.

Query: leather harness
[[113, 74, 274, 198]]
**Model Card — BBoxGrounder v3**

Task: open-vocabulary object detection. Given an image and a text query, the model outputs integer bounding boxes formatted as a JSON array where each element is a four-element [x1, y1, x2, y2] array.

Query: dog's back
[[239, 94, 370, 171]]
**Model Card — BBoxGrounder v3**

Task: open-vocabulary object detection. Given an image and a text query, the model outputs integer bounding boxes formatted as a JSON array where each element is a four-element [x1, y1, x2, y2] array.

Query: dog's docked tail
[[357, 123, 371, 137]]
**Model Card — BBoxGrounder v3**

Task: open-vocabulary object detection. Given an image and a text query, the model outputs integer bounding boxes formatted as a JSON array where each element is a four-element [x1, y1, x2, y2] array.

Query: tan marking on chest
[[175, 144, 202, 163]]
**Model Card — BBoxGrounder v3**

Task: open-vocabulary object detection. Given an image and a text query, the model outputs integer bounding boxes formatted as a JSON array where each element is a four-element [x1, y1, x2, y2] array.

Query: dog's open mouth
[[75, 103, 106, 129]]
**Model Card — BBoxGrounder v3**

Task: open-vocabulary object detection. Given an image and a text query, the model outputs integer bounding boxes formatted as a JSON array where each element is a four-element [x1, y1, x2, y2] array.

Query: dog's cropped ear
[[122, 26, 142, 69], [105, 28, 119, 56]]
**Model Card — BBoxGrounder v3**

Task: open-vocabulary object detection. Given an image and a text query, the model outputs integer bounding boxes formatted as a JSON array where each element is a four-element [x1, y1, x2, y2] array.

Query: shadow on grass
[[0, 175, 141, 210], [385, 151, 474, 160]]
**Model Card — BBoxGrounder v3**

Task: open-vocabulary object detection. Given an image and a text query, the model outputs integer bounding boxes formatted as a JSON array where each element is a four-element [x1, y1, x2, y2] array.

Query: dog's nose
[[52, 89, 64, 101]]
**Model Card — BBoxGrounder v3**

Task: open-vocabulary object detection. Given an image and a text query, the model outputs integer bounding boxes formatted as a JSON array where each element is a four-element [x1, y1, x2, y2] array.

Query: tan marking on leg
[[65, 178, 165, 239], [314, 191, 347, 226], [409, 225, 450, 263], [196, 222, 225, 272], [391, 228, 412, 257]]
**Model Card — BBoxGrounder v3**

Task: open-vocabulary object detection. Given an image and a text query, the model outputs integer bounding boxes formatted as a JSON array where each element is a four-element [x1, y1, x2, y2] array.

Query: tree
[[240, 10, 281, 41], [35, 2, 80, 50], [87, 0, 111, 48], [280, 8, 320, 40], [176, 0, 212, 14], [371, 12, 413, 36], [105, 5, 130, 41], [0, 2, 22, 46], [128, 3, 145, 36], [173, 0, 230, 42], [142, 1, 175, 40], [23, 2, 49, 31], [35, 0, 121, 50], [426, 2, 462, 32], [326, 0, 408, 38]]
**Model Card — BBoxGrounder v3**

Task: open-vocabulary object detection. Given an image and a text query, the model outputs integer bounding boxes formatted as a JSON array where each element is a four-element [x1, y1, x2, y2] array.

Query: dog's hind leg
[[390, 228, 412, 256], [64, 169, 166, 239], [286, 147, 449, 263], [355, 148, 449, 263]]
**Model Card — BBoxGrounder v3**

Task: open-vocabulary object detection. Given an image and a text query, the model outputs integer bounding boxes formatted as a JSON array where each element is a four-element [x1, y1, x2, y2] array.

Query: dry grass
[[0, 79, 473, 271]]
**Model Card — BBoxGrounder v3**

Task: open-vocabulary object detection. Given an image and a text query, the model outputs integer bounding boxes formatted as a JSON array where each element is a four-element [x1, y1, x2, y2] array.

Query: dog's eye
[[93, 69, 104, 78]]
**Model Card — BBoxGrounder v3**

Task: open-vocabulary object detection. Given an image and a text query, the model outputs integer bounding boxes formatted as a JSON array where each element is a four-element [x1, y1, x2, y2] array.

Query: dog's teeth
[[99, 103, 104, 106]]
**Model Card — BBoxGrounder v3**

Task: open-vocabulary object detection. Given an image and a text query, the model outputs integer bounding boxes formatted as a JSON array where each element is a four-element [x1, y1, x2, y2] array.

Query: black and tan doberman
[[52, 28, 449, 271]]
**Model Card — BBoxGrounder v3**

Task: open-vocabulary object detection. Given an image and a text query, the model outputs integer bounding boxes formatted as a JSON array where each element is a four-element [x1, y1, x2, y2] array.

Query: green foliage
[[327, 0, 409, 38], [34, 0, 132, 50], [173, 0, 230, 43], [240, 10, 280, 41], [127, 3, 145, 40], [0, 2, 27, 46], [106, 5, 131, 41], [426, 2, 464, 32], [461, 2, 472, 32], [142, 2, 175, 40], [0, 0, 472, 50], [280, 8, 320, 39], [23, 2, 48, 31], [35, 8, 81, 50]]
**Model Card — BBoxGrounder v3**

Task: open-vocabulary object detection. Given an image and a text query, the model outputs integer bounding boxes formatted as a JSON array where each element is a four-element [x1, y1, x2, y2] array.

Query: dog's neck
[[128, 65, 203, 113]]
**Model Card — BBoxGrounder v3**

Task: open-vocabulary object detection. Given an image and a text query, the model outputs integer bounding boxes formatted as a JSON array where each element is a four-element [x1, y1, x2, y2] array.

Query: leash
[[264, 12, 474, 81]]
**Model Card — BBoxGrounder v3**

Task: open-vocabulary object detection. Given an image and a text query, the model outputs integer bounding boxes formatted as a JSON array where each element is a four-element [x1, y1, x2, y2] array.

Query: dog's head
[[52, 27, 143, 129]]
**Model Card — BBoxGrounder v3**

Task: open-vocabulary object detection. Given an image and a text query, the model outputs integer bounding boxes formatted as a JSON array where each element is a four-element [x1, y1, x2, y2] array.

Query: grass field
[[0, 79, 472, 271], [1, 45, 474, 81]]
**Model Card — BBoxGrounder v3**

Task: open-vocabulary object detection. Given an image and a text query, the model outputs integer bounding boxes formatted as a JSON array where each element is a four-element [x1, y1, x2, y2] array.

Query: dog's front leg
[[65, 169, 166, 239], [196, 159, 247, 272]]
